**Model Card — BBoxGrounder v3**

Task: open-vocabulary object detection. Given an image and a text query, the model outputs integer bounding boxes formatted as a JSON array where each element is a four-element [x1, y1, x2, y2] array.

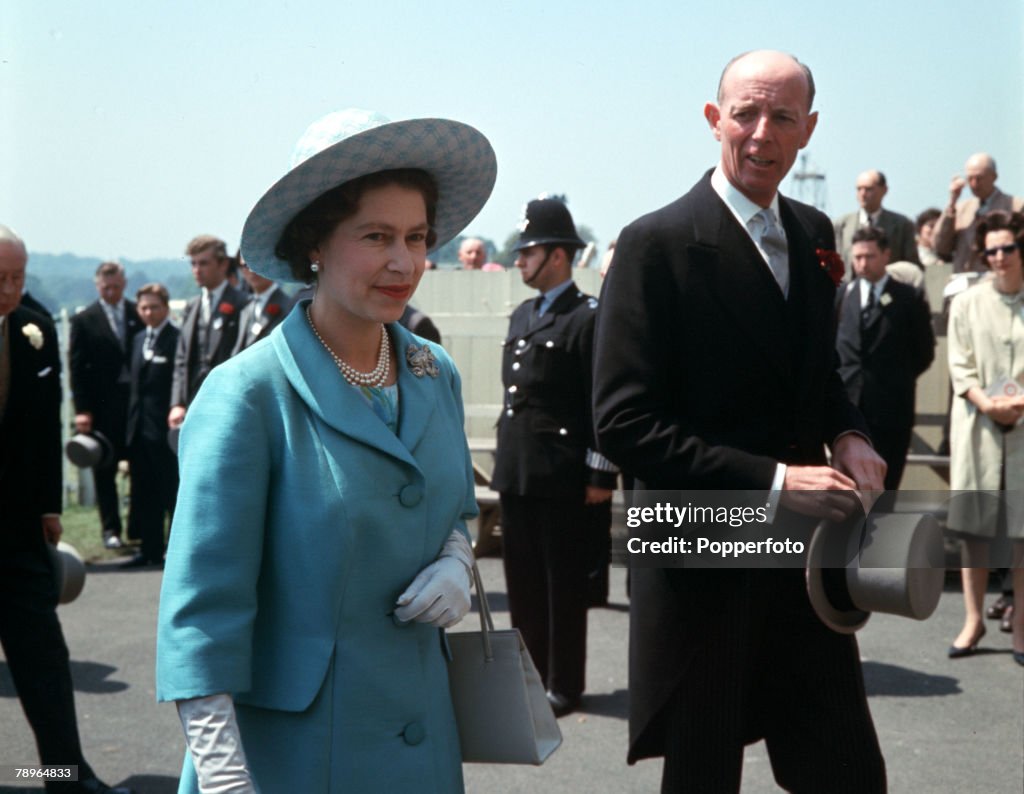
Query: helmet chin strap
[[523, 248, 553, 286]]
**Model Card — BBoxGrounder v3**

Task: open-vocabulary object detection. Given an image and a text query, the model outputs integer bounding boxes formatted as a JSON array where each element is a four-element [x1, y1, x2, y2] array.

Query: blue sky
[[3, 0, 1021, 261]]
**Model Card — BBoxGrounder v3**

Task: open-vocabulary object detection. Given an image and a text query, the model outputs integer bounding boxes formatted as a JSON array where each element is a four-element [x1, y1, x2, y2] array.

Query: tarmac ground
[[1, 553, 1022, 793]]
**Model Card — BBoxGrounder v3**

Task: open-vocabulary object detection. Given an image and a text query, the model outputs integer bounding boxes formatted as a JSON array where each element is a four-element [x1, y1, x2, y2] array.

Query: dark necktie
[[528, 295, 544, 330], [861, 287, 877, 328]]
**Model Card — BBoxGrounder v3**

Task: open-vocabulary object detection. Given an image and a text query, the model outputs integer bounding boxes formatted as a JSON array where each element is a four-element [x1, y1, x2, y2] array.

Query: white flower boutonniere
[[22, 323, 44, 350], [879, 293, 893, 308]]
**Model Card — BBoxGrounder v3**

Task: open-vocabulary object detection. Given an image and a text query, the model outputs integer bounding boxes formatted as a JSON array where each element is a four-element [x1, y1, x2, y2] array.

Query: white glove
[[176, 693, 257, 794], [394, 530, 473, 628]]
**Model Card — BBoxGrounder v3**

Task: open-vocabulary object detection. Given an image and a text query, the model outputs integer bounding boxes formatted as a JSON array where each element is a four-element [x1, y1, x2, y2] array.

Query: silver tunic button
[[506, 409, 514, 417], [559, 428, 568, 436], [545, 340, 554, 348], [512, 362, 520, 371], [517, 339, 526, 347], [508, 385, 517, 393]]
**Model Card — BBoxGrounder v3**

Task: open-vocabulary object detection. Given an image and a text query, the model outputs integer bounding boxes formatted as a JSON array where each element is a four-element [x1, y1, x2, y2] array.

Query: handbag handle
[[470, 562, 496, 661]]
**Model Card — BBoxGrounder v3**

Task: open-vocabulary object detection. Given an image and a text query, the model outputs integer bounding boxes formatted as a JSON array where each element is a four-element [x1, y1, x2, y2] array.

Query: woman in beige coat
[[946, 210, 1024, 666]]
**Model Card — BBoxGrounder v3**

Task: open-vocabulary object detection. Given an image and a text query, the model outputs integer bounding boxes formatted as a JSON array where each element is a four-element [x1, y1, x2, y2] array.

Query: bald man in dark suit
[[0, 227, 133, 794], [593, 51, 887, 792]]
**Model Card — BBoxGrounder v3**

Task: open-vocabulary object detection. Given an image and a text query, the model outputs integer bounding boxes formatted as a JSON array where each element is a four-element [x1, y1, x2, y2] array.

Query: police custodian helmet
[[513, 196, 587, 252]]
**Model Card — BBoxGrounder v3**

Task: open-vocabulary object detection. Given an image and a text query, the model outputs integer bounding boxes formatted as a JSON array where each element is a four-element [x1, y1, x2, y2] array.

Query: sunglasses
[[985, 243, 1018, 258]]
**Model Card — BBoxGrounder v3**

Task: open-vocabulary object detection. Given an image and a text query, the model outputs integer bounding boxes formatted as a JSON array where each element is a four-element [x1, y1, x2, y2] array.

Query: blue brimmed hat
[[241, 108, 498, 282]]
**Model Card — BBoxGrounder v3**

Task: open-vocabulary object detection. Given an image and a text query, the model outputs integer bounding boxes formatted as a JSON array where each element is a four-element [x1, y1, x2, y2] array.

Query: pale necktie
[[750, 209, 789, 295], [106, 303, 124, 346], [200, 290, 212, 326], [144, 327, 155, 355]]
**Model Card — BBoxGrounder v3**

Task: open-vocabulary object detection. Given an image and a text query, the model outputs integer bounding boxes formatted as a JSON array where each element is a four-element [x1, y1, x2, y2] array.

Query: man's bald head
[[965, 153, 998, 201], [458, 237, 487, 270], [855, 170, 888, 213], [705, 50, 819, 207], [0, 225, 28, 317], [0, 224, 27, 259], [717, 50, 816, 111]]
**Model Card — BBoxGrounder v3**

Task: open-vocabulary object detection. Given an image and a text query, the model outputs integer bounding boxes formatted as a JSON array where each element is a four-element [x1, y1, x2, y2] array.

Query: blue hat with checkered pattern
[[241, 108, 497, 281]]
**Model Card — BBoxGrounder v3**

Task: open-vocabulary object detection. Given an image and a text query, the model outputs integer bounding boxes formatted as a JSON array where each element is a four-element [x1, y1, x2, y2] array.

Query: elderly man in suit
[[593, 50, 888, 792], [457, 237, 487, 270], [169, 235, 247, 428], [836, 226, 935, 493], [0, 226, 132, 794], [231, 258, 294, 354], [69, 261, 143, 548], [834, 170, 920, 277], [122, 283, 180, 568], [934, 153, 1024, 273]]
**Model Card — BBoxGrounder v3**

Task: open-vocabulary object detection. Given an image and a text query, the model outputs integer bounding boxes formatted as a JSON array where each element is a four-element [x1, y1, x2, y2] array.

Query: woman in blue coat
[[156, 109, 497, 793]]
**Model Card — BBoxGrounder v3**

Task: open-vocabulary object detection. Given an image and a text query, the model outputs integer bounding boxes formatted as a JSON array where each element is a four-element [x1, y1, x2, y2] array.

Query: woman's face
[[311, 183, 429, 326], [984, 229, 1022, 287]]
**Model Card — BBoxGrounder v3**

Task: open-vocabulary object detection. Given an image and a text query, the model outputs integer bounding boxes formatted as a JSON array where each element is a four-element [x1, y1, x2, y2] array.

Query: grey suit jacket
[[833, 207, 920, 278], [231, 286, 295, 355], [171, 283, 248, 407]]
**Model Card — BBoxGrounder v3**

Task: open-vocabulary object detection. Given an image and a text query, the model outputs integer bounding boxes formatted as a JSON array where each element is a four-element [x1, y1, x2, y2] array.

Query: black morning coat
[[592, 171, 874, 767]]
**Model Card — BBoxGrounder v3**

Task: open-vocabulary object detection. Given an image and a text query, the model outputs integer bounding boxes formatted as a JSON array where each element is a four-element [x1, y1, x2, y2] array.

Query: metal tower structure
[[791, 153, 827, 212]]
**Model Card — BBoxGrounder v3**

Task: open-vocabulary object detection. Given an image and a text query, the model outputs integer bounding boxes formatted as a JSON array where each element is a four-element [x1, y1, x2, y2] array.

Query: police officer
[[491, 197, 617, 718]]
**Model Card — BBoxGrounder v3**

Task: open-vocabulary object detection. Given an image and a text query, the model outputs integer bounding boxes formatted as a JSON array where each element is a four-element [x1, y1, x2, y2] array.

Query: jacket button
[[559, 428, 568, 436], [399, 484, 423, 507], [512, 362, 521, 371], [545, 340, 554, 348], [402, 721, 426, 746]]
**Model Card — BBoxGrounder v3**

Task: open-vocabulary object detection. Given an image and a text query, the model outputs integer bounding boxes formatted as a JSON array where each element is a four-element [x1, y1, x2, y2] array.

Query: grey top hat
[[47, 541, 86, 605], [241, 108, 498, 282], [65, 431, 114, 469], [806, 511, 945, 634]]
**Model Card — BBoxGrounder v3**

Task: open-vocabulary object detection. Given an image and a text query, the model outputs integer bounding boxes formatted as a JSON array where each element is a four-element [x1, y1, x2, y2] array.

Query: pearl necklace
[[306, 306, 390, 388]]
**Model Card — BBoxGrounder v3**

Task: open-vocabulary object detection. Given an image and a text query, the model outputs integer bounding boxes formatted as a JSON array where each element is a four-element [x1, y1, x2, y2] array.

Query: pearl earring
[[310, 261, 320, 273]]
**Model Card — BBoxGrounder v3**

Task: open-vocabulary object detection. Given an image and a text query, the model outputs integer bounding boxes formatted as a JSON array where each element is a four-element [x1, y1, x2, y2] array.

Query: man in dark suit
[[231, 259, 294, 354], [491, 197, 617, 718], [122, 283, 180, 568], [169, 235, 247, 428], [836, 226, 935, 492], [833, 170, 920, 275], [0, 227, 132, 794], [20, 289, 52, 318], [69, 261, 143, 548], [593, 51, 888, 792]]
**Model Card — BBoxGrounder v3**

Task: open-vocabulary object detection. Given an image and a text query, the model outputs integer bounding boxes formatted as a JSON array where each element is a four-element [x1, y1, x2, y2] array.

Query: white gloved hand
[[176, 693, 257, 793], [394, 530, 473, 628]]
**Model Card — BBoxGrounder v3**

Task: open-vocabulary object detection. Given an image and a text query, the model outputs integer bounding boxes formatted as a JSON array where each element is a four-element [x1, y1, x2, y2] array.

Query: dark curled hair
[[915, 207, 941, 234], [275, 168, 439, 282], [973, 210, 1024, 269]]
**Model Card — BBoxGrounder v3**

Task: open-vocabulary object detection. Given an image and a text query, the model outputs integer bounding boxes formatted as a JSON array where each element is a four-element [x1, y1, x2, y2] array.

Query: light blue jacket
[[156, 304, 476, 791]]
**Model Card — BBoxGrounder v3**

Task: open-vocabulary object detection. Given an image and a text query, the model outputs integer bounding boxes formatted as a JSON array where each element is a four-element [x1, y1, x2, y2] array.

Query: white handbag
[[445, 563, 563, 764]]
